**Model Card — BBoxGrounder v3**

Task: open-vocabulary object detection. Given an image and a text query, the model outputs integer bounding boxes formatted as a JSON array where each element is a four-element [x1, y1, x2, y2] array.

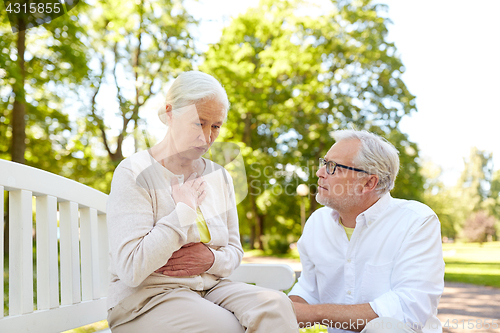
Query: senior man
[[289, 130, 444, 333]]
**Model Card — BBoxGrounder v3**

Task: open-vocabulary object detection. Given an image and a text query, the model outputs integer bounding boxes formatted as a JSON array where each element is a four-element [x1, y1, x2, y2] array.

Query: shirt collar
[[356, 192, 392, 227], [329, 209, 342, 227]]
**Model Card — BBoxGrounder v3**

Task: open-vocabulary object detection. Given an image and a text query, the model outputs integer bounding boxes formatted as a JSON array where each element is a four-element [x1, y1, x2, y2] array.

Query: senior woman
[[106, 71, 297, 333]]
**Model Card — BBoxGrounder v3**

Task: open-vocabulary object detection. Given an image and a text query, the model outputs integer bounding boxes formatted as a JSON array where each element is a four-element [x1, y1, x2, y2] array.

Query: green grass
[[244, 248, 301, 260], [61, 320, 109, 333], [442, 241, 500, 288]]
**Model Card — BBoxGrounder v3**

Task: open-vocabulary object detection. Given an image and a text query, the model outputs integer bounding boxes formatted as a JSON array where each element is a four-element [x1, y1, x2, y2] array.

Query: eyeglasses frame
[[319, 157, 370, 176]]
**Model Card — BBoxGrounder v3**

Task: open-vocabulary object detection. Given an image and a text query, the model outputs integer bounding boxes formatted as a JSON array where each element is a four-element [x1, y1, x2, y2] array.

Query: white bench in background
[[0, 159, 295, 333]]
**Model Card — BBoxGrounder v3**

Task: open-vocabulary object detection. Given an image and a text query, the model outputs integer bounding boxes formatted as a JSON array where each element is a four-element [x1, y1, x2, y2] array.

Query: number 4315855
[[443, 319, 498, 329], [6, 2, 62, 14]]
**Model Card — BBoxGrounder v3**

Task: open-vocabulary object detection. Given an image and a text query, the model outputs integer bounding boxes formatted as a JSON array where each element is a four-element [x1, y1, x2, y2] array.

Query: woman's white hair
[[332, 129, 400, 196], [158, 71, 229, 124]]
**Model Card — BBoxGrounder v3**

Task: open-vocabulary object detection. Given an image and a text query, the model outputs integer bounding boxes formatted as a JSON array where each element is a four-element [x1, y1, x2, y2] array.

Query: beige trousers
[[108, 279, 299, 333]]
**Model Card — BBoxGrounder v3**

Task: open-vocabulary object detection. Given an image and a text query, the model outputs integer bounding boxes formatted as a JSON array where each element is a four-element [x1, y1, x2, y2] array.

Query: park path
[[438, 282, 500, 333], [242, 256, 500, 333]]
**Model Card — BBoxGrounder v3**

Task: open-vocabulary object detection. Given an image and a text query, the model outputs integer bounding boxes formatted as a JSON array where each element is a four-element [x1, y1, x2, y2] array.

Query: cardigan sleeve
[[107, 163, 197, 288]]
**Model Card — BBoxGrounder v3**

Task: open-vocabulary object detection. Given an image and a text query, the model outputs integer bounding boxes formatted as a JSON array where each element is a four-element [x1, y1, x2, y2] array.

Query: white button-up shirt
[[289, 194, 445, 333]]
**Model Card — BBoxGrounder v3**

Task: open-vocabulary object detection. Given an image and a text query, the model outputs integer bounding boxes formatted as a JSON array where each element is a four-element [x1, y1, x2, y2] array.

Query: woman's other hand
[[155, 243, 215, 277], [171, 173, 206, 210]]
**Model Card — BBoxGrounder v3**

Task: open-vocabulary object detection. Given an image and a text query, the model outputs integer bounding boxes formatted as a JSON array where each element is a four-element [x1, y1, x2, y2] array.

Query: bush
[[462, 210, 496, 244], [262, 234, 290, 254]]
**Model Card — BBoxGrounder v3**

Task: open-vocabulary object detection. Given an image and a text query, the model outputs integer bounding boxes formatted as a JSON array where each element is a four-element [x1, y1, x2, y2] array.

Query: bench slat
[[227, 264, 296, 291], [0, 298, 108, 333], [59, 201, 81, 305], [36, 195, 60, 310], [0, 159, 107, 213], [81, 207, 100, 301], [98, 214, 109, 298], [9, 190, 34, 316], [90, 209, 101, 299]]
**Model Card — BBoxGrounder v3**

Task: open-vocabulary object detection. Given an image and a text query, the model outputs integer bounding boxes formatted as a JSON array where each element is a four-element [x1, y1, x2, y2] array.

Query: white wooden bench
[[0, 159, 295, 333]]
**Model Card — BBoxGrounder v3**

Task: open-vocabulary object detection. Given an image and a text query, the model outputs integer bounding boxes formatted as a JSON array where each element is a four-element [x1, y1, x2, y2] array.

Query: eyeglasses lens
[[319, 159, 335, 175]]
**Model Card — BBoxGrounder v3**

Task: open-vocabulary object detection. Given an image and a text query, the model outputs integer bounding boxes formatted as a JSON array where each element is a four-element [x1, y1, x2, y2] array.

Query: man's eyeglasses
[[319, 158, 369, 175]]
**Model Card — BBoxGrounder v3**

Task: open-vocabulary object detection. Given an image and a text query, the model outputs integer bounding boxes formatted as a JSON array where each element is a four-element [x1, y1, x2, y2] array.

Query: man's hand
[[155, 242, 215, 277], [289, 296, 377, 332]]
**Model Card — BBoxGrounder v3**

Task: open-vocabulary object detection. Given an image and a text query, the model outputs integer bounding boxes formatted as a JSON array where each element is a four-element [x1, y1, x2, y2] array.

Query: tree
[[80, 0, 197, 167], [425, 148, 499, 241], [420, 161, 460, 239], [1, 2, 89, 166], [484, 169, 500, 230], [1, 2, 90, 254], [457, 147, 494, 212], [462, 210, 496, 244], [201, 0, 423, 250]]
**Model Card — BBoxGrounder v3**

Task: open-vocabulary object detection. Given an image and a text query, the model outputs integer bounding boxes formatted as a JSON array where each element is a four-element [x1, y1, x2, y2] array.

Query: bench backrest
[[1, 159, 109, 333], [1, 159, 296, 332]]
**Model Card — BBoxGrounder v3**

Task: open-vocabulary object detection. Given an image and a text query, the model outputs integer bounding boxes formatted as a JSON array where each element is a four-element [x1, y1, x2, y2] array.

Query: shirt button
[[347, 259, 351, 263], [347, 290, 351, 295], [368, 221, 372, 225]]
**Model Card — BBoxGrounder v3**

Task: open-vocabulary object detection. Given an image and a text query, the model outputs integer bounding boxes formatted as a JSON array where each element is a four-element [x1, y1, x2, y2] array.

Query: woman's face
[[167, 98, 226, 160]]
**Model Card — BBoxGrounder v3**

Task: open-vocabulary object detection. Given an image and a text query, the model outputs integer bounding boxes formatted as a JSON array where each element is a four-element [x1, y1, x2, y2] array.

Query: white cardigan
[[106, 150, 243, 310]]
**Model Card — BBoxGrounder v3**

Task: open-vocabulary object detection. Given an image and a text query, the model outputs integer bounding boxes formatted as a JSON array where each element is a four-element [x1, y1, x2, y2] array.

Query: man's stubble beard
[[315, 182, 364, 212]]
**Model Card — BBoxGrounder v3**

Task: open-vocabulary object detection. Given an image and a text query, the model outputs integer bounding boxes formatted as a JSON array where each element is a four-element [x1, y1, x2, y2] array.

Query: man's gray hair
[[332, 129, 400, 195], [159, 71, 229, 124]]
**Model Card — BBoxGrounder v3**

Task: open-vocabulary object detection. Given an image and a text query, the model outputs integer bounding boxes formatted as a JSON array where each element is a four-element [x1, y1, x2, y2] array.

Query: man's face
[[316, 139, 367, 212]]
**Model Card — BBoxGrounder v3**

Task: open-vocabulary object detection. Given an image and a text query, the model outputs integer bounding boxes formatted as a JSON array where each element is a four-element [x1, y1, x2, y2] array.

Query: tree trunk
[[249, 223, 256, 250], [248, 191, 258, 250], [11, 20, 26, 164], [6, 19, 27, 255], [308, 140, 325, 216], [3, 198, 9, 256], [309, 189, 317, 217], [257, 213, 264, 250]]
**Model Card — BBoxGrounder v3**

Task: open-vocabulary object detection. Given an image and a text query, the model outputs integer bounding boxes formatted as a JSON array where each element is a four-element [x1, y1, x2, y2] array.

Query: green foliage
[[422, 148, 500, 240], [421, 161, 460, 239], [457, 147, 494, 212], [1, 0, 198, 192], [80, 0, 197, 164], [0, 1, 97, 178], [2, 0, 435, 254], [485, 169, 500, 227], [261, 234, 291, 254], [201, 0, 424, 249]]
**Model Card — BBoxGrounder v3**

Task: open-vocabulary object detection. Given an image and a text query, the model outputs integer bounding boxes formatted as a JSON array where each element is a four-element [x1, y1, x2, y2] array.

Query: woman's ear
[[165, 104, 174, 125]]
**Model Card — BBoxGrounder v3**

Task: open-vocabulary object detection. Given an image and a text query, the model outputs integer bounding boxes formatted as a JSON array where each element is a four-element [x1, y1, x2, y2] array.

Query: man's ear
[[363, 175, 379, 193]]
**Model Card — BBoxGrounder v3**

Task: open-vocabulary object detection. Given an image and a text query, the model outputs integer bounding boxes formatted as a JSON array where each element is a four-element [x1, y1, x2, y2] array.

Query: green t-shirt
[[339, 217, 355, 241]]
